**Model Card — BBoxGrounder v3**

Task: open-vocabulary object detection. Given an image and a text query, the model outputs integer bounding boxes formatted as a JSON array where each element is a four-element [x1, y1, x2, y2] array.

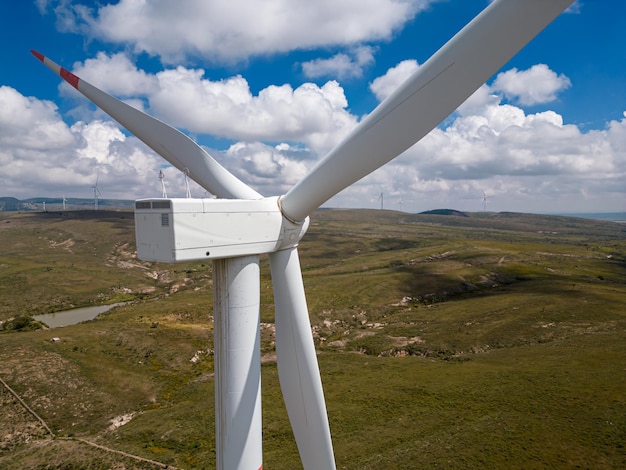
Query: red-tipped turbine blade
[[31, 50, 260, 200]]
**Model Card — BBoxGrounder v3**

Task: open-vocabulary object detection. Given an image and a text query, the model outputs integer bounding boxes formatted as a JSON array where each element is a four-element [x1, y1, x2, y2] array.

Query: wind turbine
[[32, 1, 573, 467], [378, 192, 384, 210], [158, 170, 168, 198], [482, 190, 490, 212], [91, 175, 102, 210]]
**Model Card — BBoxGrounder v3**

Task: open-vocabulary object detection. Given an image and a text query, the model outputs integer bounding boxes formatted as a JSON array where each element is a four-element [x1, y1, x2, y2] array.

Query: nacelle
[[134, 196, 308, 262]]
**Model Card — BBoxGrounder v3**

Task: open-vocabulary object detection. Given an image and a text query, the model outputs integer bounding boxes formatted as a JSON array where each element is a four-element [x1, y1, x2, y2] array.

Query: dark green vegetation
[[1, 209, 625, 469]]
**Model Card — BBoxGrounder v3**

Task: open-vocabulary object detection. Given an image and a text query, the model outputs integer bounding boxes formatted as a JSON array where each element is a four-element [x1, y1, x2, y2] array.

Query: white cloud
[[0, 85, 74, 151], [369, 59, 419, 101], [71, 53, 357, 155], [4, 53, 625, 214], [222, 142, 311, 196], [70, 52, 159, 97], [49, 0, 434, 64], [457, 85, 500, 116], [492, 64, 572, 106], [0, 85, 166, 200], [346, 90, 625, 213], [12, 1, 621, 214], [412, 103, 588, 181], [47, 0, 94, 34], [312, 59, 624, 213], [301, 46, 376, 80], [150, 71, 357, 152], [34, 0, 49, 15]]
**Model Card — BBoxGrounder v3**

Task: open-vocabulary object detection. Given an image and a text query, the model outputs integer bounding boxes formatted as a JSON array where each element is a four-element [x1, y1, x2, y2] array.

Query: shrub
[[2, 315, 43, 332]]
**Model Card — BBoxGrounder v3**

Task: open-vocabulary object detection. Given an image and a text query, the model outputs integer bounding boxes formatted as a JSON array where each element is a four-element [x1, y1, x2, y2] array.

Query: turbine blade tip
[[31, 50, 44, 62], [31, 50, 80, 89]]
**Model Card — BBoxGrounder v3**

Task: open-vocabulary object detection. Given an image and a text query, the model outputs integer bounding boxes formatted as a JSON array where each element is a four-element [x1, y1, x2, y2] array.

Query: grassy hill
[[0, 209, 625, 468]]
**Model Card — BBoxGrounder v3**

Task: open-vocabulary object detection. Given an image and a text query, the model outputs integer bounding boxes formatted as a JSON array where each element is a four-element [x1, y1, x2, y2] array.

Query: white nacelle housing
[[134, 197, 308, 262]]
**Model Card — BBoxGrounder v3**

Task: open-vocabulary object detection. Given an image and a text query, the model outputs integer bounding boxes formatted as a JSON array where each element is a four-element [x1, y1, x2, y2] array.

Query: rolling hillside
[[1, 209, 625, 468]]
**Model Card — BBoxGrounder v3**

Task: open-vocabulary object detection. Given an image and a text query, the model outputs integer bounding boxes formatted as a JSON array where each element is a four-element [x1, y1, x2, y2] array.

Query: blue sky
[[1, 0, 624, 213]]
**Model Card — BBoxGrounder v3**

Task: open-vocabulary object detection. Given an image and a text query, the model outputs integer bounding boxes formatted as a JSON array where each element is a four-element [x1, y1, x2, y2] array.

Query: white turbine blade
[[31, 51, 260, 200], [269, 248, 335, 469], [280, 0, 574, 222]]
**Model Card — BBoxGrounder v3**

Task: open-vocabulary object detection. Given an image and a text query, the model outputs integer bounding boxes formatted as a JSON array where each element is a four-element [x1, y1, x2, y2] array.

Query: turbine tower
[[183, 169, 192, 198], [32, 1, 573, 467]]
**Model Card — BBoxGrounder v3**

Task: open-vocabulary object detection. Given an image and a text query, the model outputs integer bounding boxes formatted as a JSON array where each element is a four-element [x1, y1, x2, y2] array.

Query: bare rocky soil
[[0, 386, 50, 454]]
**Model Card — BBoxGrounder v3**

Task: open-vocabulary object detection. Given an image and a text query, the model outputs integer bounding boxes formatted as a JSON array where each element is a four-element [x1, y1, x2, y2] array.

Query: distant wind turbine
[[378, 192, 384, 210], [482, 190, 491, 212], [183, 169, 192, 198], [32, 1, 573, 467], [92, 175, 102, 210], [158, 170, 168, 198]]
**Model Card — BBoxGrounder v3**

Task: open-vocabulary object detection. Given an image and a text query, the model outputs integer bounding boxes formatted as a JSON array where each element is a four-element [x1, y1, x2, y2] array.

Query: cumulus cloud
[[222, 142, 311, 195], [349, 85, 625, 213], [0, 85, 74, 150], [4, 53, 625, 213], [45, 0, 435, 64], [69, 53, 357, 155], [341, 119, 626, 213], [301, 46, 376, 80], [457, 85, 500, 116], [492, 64, 572, 106], [71, 52, 159, 97], [369, 59, 419, 101], [0, 85, 167, 199], [152, 74, 355, 147], [14, 1, 621, 214], [311, 61, 623, 213]]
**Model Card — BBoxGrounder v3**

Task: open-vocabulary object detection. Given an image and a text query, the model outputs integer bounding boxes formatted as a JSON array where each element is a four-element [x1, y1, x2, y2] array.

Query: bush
[[2, 315, 43, 332]]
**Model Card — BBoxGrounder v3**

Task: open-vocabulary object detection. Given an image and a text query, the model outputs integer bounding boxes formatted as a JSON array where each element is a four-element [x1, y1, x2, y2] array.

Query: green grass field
[[1, 209, 625, 468]]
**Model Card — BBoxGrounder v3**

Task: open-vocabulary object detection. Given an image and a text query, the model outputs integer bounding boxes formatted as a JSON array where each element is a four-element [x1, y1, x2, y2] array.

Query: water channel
[[34, 302, 128, 328]]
